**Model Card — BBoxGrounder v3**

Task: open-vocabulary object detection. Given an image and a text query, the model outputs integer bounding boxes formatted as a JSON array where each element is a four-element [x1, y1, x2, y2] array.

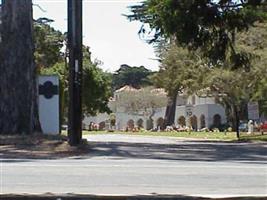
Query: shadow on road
[[1, 140, 266, 163], [1, 194, 267, 200], [85, 141, 267, 164]]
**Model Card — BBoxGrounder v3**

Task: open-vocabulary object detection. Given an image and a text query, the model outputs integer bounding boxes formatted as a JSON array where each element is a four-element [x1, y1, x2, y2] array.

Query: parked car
[[239, 122, 248, 132], [260, 122, 267, 133]]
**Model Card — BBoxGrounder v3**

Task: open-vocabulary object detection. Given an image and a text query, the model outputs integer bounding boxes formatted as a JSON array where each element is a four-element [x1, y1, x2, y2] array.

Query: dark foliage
[[127, 0, 267, 69], [112, 64, 154, 90]]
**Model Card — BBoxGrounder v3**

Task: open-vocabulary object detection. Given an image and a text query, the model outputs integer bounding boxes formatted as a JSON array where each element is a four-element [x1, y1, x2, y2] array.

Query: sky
[[32, 0, 159, 72]]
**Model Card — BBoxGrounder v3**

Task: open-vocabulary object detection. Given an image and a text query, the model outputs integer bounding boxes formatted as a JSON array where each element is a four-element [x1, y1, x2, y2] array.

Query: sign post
[[67, 0, 83, 145]]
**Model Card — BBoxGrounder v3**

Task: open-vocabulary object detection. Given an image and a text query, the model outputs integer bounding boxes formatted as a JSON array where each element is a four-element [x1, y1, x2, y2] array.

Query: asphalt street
[[1, 134, 267, 198]]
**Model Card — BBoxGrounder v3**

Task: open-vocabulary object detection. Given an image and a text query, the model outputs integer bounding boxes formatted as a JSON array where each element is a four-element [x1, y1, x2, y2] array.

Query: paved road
[[1, 134, 267, 197]]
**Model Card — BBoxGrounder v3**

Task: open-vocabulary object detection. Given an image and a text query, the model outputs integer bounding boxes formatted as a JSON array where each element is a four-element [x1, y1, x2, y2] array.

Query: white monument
[[38, 75, 60, 134]]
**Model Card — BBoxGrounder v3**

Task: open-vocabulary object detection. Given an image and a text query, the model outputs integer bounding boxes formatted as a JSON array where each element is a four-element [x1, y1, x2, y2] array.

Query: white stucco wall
[[174, 104, 226, 129], [206, 104, 227, 127], [83, 88, 227, 131], [196, 96, 216, 105], [83, 103, 226, 131], [187, 95, 216, 105], [83, 113, 110, 125]]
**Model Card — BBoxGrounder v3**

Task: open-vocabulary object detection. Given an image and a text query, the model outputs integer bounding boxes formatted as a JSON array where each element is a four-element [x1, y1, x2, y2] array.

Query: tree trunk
[[163, 94, 177, 128], [233, 104, 240, 139], [0, 0, 40, 134]]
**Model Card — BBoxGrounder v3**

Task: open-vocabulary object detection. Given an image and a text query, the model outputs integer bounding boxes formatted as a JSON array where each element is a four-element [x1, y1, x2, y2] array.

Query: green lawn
[[81, 130, 267, 141]]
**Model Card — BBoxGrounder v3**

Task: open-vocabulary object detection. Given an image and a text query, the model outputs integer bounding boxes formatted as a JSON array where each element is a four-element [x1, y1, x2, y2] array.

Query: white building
[[83, 86, 226, 131]]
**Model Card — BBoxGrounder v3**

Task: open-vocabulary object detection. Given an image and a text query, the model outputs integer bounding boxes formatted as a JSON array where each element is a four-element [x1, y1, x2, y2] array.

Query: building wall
[[83, 87, 226, 131], [187, 95, 216, 105], [83, 103, 226, 131], [174, 104, 226, 130]]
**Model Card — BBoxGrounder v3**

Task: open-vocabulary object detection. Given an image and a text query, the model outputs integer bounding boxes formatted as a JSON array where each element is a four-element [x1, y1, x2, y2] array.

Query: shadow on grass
[[0, 134, 90, 160], [239, 133, 267, 142]]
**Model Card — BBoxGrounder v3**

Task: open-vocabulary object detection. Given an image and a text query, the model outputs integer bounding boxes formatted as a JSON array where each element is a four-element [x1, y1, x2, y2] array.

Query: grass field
[[81, 130, 267, 141]]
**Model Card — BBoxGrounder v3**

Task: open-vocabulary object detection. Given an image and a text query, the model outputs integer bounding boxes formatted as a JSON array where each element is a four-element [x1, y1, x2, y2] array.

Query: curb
[[1, 194, 267, 200]]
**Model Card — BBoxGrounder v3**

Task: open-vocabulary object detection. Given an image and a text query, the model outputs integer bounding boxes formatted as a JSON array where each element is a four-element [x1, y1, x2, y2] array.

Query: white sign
[[185, 105, 193, 117], [38, 75, 60, 135], [248, 102, 259, 120]]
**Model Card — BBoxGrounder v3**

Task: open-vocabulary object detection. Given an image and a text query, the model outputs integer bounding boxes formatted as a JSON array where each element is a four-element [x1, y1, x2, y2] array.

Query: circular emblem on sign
[[39, 81, 58, 99], [43, 81, 54, 99]]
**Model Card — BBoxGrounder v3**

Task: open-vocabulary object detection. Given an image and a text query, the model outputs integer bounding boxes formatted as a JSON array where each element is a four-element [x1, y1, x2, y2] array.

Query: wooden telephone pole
[[67, 0, 83, 146]]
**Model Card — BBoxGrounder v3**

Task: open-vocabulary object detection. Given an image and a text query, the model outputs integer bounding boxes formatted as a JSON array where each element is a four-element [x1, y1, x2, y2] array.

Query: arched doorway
[[213, 114, 221, 127], [157, 117, 164, 130], [137, 118, 144, 128], [189, 115, 198, 131], [146, 118, 153, 130], [99, 121, 106, 130], [200, 115, 206, 129], [127, 119, 134, 131], [177, 116, 186, 127]]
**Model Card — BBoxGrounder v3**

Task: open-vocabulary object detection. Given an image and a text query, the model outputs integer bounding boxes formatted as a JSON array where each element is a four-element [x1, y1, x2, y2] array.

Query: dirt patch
[[0, 134, 90, 159]]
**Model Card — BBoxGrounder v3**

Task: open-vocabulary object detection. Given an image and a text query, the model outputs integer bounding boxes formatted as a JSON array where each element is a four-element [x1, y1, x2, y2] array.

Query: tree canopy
[[128, 0, 267, 133], [112, 64, 154, 90], [128, 0, 267, 69], [41, 46, 112, 120], [34, 18, 65, 69], [152, 21, 267, 134], [115, 86, 167, 115], [152, 44, 201, 97], [151, 42, 206, 126], [82, 47, 112, 116]]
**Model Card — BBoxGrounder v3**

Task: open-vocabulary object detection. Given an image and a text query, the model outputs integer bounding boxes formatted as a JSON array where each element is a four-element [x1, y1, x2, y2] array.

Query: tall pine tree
[[0, 0, 40, 134]]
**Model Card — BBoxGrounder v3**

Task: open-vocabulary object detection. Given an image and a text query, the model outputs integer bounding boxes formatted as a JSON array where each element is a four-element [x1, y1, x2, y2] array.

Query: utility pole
[[67, 0, 83, 146]]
